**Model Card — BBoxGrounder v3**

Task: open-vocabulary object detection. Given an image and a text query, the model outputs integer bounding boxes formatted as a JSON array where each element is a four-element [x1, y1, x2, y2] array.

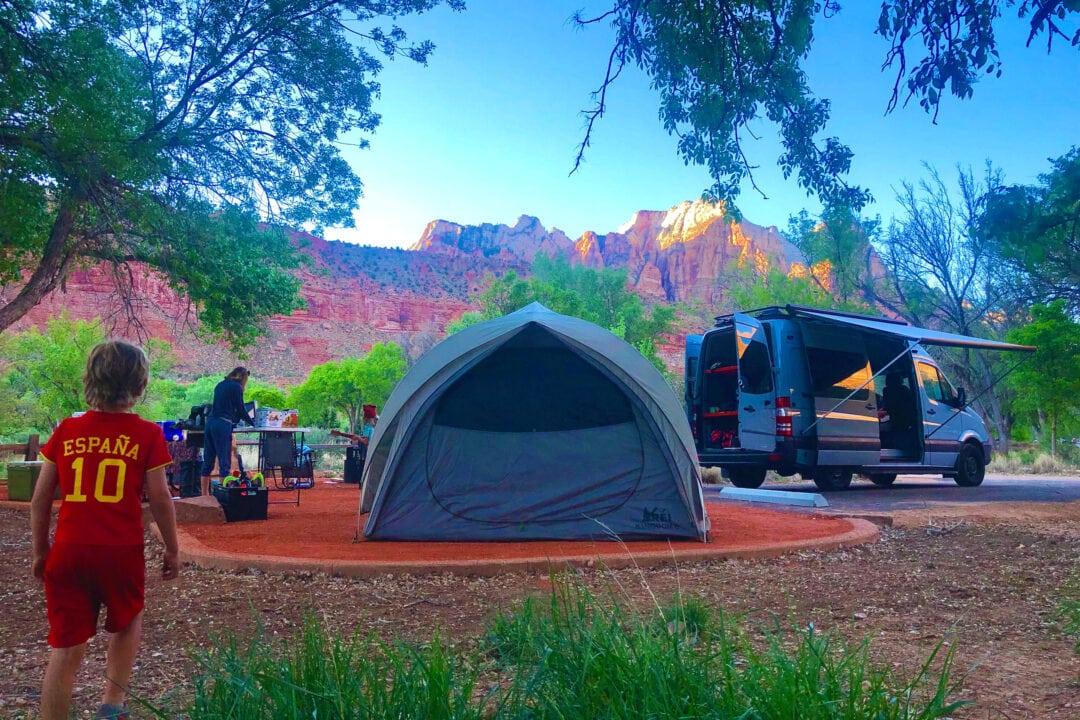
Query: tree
[[288, 343, 407, 433], [981, 146, 1080, 313], [0, 315, 105, 430], [872, 164, 1021, 450], [445, 311, 485, 335], [575, 1, 1078, 210], [140, 378, 189, 423], [246, 383, 288, 414], [0, 314, 171, 429], [465, 255, 677, 373], [0, 0, 461, 348], [784, 204, 880, 306], [355, 343, 410, 414], [1006, 301, 1080, 457], [721, 261, 852, 312]]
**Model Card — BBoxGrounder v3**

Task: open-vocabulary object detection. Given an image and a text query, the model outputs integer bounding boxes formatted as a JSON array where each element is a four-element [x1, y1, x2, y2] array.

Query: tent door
[[734, 313, 776, 452]]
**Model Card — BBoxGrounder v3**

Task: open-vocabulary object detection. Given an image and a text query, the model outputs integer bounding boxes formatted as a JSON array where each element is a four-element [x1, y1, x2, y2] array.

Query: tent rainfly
[[358, 303, 709, 541]]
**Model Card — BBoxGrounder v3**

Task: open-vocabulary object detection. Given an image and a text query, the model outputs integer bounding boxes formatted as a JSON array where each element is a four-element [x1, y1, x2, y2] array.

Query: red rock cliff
[[7, 201, 816, 385]]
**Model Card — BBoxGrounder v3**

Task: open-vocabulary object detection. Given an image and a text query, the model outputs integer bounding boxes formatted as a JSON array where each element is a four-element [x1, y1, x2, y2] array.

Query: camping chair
[[259, 431, 314, 491]]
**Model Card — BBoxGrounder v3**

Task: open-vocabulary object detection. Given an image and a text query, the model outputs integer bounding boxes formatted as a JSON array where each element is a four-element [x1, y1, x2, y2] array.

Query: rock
[[10, 200, 877, 385], [171, 496, 226, 525]]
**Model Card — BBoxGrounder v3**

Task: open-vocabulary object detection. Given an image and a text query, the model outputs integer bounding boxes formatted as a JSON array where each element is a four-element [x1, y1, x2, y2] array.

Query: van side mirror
[[956, 386, 967, 407]]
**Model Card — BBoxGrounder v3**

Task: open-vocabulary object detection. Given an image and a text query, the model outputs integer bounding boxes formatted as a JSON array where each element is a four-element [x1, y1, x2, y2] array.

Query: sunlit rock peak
[[657, 199, 728, 246], [411, 215, 574, 261]]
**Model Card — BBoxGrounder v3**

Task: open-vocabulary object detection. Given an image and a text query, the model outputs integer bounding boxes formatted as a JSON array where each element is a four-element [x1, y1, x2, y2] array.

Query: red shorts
[[44, 543, 145, 648]]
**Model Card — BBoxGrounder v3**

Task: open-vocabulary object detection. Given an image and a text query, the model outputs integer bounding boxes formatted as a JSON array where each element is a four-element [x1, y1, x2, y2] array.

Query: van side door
[[799, 325, 880, 467], [915, 360, 963, 468], [733, 313, 776, 452]]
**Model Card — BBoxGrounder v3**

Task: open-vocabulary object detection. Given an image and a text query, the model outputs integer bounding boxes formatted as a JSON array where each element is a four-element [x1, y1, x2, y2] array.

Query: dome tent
[[358, 303, 709, 541]]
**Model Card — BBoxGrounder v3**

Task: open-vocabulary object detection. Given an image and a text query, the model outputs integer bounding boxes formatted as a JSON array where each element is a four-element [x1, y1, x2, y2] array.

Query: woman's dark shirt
[[211, 379, 254, 425]]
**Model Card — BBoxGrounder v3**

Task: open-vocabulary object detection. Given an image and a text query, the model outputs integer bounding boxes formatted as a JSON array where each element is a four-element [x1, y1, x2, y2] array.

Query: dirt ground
[[177, 481, 857, 567], [1, 488, 1079, 718]]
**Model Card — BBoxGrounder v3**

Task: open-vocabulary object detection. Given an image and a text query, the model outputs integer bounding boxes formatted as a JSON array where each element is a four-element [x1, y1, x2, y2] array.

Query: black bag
[[179, 460, 201, 498], [182, 403, 212, 430], [344, 445, 365, 484]]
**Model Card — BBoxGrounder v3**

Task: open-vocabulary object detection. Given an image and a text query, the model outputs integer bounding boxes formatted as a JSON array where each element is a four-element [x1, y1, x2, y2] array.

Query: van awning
[[795, 309, 1036, 353]]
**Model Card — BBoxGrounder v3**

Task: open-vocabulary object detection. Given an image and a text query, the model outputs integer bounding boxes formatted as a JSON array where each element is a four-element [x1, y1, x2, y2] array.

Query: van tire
[[728, 468, 766, 489], [869, 473, 897, 487], [813, 468, 853, 492], [953, 443, 985, 487]]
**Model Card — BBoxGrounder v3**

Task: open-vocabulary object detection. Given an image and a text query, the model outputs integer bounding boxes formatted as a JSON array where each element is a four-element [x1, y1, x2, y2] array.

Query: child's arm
[[29, 461, 59, 580], [145, 466, 181, 580]]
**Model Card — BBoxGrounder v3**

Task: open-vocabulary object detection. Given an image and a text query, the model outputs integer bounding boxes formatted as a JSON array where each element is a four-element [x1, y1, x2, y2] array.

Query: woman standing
[[200, 367, 256, 495]]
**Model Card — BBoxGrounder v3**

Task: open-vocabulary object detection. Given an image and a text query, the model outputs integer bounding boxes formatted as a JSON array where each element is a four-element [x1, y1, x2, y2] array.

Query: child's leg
[[102, 610, 143, 708], [41, 642, 86, 720]]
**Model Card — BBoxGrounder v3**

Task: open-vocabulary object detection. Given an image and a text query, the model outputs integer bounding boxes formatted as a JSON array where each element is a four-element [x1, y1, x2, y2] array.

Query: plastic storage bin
[[212, 485, 268, 522]]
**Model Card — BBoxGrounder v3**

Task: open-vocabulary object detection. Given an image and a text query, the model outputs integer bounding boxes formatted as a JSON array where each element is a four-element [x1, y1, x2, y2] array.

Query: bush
[[699, 466, 723, 484], [989, 451, 1079, 474]]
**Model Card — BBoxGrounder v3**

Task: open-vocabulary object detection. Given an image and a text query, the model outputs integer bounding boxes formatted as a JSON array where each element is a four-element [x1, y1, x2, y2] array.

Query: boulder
[[170, 495, 226, 525]]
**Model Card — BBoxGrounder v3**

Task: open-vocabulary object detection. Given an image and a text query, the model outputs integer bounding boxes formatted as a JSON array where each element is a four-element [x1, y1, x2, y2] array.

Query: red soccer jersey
[[41, 411, 172, 546]]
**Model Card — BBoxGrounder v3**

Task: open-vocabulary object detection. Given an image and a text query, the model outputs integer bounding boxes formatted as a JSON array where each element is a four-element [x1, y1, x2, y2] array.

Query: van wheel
[[813, 468, 853, 492], [728, 468, 766, 489], [869, 473, 897, 487], [954, 443, 985, 487]]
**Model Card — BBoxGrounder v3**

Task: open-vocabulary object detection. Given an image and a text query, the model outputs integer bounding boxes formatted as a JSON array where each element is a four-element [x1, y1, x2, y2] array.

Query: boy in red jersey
[[30, 340, 180, 720]]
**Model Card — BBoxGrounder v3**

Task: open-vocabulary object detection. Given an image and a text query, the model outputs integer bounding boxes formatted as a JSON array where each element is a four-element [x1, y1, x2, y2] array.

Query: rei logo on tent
[[635, 506, 677, 531]]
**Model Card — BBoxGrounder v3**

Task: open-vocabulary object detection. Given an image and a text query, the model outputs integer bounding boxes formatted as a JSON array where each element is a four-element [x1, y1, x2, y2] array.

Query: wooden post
[[25, 434, 39, 461]]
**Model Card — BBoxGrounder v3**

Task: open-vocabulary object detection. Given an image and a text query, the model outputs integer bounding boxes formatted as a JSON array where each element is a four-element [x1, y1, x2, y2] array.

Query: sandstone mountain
[[9, 200, 815, 385], [413, 200, 808, 305]]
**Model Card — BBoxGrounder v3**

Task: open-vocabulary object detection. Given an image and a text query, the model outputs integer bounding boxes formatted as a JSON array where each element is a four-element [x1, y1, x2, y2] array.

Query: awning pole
[[924, 352, 1036, 441]]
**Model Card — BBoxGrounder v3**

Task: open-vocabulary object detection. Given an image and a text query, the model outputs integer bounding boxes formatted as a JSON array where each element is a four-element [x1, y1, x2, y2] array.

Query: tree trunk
[[972, 350, 1010, 454], [1051, 412, 1057, 459], [0, 200, 80, 333]]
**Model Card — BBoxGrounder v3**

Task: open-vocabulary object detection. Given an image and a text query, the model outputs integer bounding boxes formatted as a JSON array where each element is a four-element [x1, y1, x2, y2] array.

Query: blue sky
[[323, 1, 1079, 249]]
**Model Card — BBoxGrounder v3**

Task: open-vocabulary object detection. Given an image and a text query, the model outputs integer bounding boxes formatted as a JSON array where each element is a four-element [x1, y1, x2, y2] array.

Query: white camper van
[[685, 306, 1035, 491]]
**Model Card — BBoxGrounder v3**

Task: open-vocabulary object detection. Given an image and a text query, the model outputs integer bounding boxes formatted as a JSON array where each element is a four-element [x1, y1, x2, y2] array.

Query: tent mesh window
[[434, 327, 632, 432]]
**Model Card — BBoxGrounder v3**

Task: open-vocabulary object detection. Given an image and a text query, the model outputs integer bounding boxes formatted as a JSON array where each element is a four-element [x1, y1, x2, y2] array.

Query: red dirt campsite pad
[[180, 481, 857, 568]]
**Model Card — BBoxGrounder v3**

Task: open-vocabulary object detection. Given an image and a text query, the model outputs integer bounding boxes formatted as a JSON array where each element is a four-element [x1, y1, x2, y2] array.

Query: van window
[[917, 362, 959, 405], [739, 339, 772, 394], [806, 347, 871, 400]]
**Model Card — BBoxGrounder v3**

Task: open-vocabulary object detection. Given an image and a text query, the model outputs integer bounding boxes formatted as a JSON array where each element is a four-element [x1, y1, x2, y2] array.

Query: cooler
[[344, 445, 365, 484], [6, 461, 55, 501]]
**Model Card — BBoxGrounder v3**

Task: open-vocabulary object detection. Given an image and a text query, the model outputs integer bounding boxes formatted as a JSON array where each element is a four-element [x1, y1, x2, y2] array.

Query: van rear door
[[799, 324, 880, 467], [684, 334, 703, 446], [734, 313, 775, 452], [685, 335, 703, 411]]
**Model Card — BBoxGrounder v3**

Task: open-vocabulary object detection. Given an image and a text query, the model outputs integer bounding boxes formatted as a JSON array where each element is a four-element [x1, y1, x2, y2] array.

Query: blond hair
[[83, 340, 149, 411]]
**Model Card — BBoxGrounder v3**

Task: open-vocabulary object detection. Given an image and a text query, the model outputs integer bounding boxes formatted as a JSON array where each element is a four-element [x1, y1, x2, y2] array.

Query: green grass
[[1056, 576, 1080, 656], [172, 578, 968, 720], [178, 617, 482, 720], [486, 583, 966, 719]]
